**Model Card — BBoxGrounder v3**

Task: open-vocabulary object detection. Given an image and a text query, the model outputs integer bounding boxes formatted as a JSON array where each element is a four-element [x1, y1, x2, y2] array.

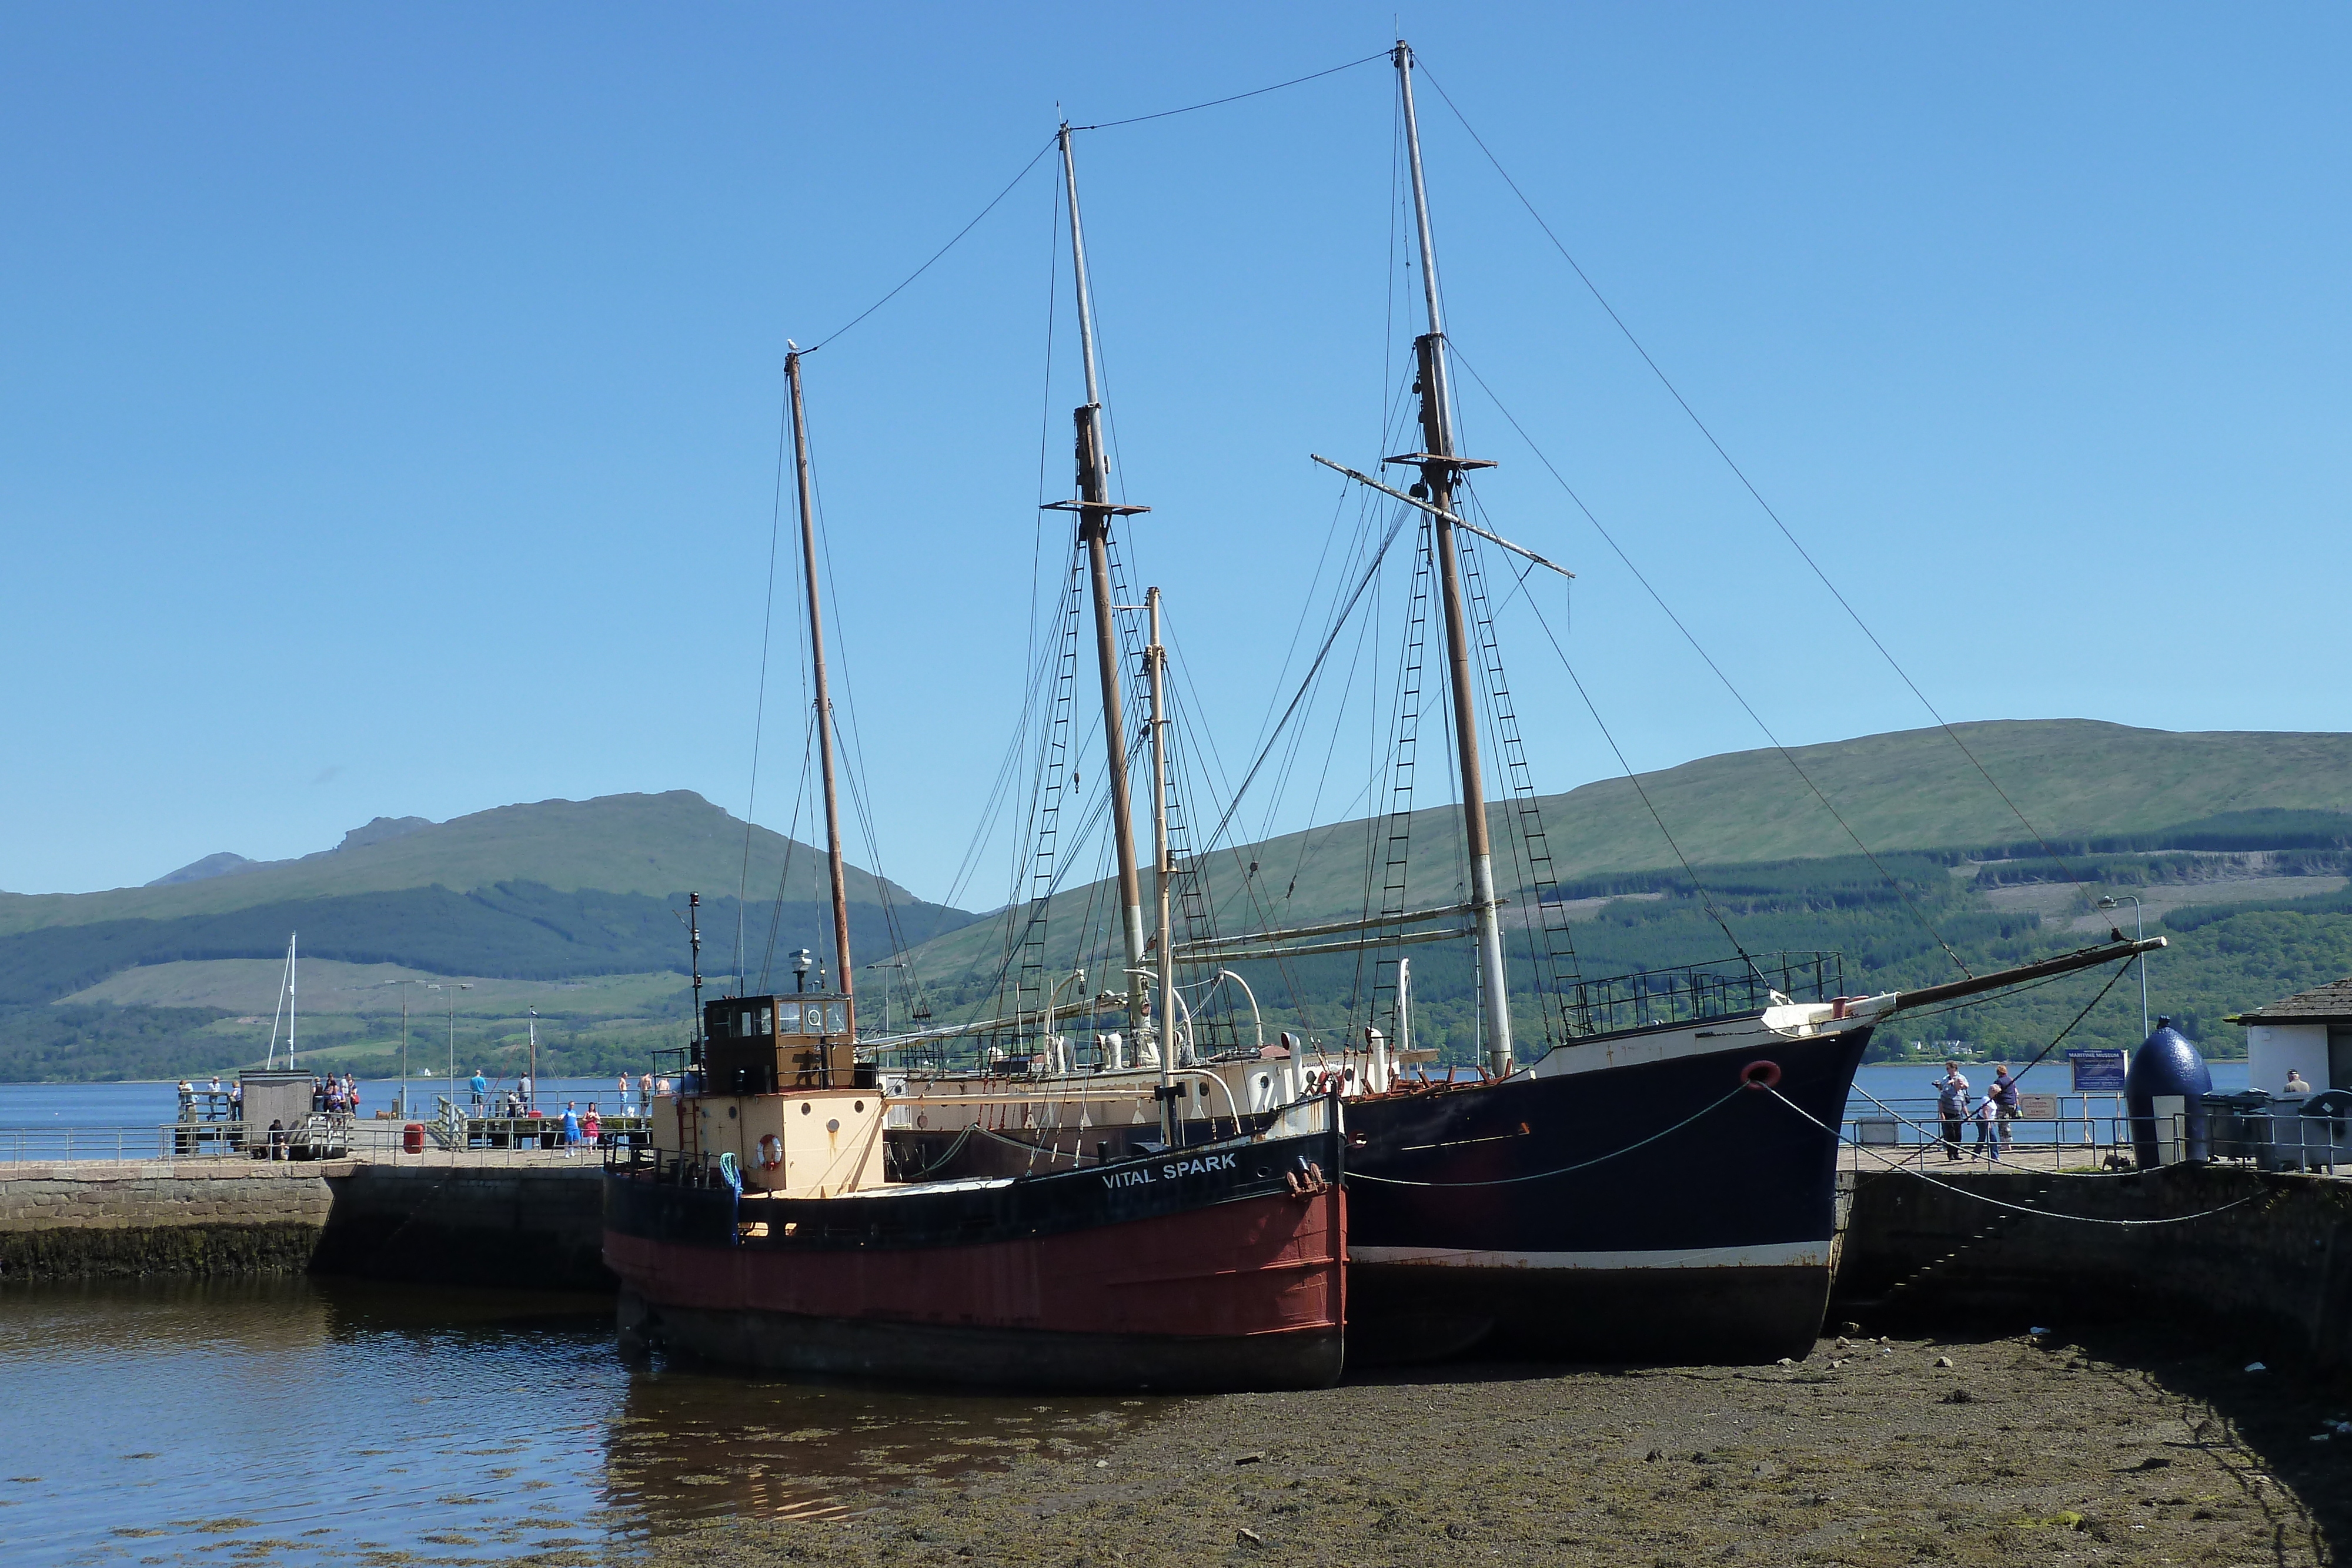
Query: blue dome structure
[[2125, 1017, 2211, 1167]]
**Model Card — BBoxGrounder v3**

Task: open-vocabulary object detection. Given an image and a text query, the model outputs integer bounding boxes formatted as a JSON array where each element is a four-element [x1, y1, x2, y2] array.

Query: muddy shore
[[638, 1328, 2348, 1567]]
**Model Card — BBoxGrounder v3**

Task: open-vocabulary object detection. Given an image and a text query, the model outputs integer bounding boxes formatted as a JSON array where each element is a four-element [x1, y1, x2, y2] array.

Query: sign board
[[2069, 1048, 2127, 1092], [2016, 1093, 2060, 1119]]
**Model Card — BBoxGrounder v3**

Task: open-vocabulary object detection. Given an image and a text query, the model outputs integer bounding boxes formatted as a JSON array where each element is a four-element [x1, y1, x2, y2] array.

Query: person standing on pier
[[616, 1074, 632, 1114], [1935, 1063, 1972, 1161], [469, 1068, 488, 1118], [1973, 1091, 2003, 1161], [1991, 1065, 2020, 1150], [560, 1102, 581, 1154]]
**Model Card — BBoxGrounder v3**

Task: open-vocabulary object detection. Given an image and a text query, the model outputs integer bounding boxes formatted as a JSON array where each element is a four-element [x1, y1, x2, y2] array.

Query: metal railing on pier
[[1836, 1092, 2349, 1177], [0, 1115, 653, 1166]]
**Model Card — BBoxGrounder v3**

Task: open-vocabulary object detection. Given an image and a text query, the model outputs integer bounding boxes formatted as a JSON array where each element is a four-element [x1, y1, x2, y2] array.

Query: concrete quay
[[1835, 1162, 2352, 1372], [0, 1152, 610, 1289]]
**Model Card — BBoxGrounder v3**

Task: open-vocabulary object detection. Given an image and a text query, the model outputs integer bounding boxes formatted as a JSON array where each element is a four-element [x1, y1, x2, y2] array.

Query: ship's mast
[[1145, 587, 1178, 1141], [1394, 40, 1514, 1077], [1052, 123, 1150, 1035], [784, 348, 854, 1009]]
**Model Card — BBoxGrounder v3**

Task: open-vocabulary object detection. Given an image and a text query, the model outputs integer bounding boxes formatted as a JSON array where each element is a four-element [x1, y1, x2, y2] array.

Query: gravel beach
[[637, 1328, 2347, 1568]]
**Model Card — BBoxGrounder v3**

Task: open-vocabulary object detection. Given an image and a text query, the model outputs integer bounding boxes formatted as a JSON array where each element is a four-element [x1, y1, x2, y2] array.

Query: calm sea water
[[0, 1276, 1153, 1566], [0, 1062, 2259, 1135], [0, 1078, 647, 1131]]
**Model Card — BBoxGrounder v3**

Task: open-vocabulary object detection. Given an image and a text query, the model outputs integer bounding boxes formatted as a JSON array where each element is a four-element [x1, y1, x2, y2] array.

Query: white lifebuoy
[[759, 1134, 783, 1172]]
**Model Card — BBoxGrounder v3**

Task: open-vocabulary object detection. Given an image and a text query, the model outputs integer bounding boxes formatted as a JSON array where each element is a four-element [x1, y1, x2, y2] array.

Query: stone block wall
[[0, 1161, 342, 1281]]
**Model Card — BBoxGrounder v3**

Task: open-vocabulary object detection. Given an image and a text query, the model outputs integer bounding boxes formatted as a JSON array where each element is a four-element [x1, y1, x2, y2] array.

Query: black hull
[[1345, 1018, 1869, 1363]]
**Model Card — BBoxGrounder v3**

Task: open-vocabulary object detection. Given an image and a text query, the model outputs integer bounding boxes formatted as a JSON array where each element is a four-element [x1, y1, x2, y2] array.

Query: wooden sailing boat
[[878, 46, 2163, 1364], [1301, 42, 2161, 1361], [602, 349, 1345, 1391]]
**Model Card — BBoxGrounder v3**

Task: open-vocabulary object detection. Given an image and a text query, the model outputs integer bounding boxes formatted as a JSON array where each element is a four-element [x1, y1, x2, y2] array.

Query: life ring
[[759, 1134, 783, 1172], [1740, 1059, 1782, 1092]]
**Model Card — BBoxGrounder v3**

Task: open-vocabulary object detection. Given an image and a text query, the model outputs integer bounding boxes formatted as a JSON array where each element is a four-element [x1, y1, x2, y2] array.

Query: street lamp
[[379, 979, 429, 1118], [2095, 894, 2150, 1039], [864, 960, 907, 1034], [425, 982, 474, 1097]]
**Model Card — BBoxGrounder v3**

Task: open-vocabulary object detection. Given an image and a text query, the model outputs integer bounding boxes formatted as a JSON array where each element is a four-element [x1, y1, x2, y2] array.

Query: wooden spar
[[1174, 900, 1492, 954], [1395, 39, 1514, 1078], [1147, 587, 1177, 1142], [1889, 936, 2166, 1015], [784, 349, 853, 1000], [1311, 456, 1573, 580], [1053, 123, 1150, 1037]]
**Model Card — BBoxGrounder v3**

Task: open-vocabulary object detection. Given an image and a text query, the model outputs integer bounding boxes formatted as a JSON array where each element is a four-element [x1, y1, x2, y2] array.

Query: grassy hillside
[[0, 791, 978, 1081], [900, 720, 2352, 996], [0, 790, 927, 935], [896, 720, 2352, 1069]]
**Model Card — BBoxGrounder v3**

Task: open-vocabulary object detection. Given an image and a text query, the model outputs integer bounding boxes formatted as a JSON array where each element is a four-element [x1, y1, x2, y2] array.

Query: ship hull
[[1345, 1014, 1869, 1363], [603, 1125, 1345, 1392]]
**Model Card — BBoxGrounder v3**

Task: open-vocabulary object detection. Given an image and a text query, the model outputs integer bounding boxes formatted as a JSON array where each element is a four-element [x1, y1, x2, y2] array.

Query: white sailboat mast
[[1394, 40, 1515, 1076]]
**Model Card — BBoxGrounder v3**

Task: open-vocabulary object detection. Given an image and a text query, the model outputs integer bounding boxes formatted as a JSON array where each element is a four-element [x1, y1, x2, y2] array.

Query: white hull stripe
[[1348, 1240, 1832, 1272]]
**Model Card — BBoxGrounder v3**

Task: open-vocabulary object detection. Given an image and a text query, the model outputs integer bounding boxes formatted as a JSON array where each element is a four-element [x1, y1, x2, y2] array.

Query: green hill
[[0, 792, 975, 1081], [0, 790, 925, 934], [897, 720, 2352, 1066]]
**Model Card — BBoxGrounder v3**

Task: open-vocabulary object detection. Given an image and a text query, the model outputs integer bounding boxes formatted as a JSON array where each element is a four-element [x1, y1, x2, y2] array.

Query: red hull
[[605, 1185, 1345, 1390]]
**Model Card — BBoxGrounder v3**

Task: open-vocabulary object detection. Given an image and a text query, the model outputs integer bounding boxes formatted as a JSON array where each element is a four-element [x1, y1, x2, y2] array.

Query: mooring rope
[[1768, 1088, 2267, 1226], [1345, 1084, 1750, 1188]]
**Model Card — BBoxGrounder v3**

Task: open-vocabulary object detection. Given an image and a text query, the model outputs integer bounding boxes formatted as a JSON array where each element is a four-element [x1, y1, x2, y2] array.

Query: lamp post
[[2096, 894, 2149, 1038], [379, 979, 428, 1119], [864, 960, 907, 1034], [426, 982, 474, 1098]]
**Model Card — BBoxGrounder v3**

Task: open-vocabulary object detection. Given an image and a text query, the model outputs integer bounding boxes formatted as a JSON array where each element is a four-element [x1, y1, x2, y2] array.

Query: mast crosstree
[[1044, 123, 1152, 1039], [1392, 39, 1515, 1078]]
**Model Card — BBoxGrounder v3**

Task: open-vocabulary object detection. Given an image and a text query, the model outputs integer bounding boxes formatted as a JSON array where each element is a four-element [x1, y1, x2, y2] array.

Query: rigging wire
[[1411, 58, 2078, 887], [1064, 49, 1390, 132], [807, 135, 1059, 354], [1444, 341, 1975, 979], [736, 363, 798, 994]]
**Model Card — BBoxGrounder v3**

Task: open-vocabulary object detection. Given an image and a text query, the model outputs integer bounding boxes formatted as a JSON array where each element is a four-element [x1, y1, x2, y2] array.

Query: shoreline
[[637, 1328, 2347, 1568]]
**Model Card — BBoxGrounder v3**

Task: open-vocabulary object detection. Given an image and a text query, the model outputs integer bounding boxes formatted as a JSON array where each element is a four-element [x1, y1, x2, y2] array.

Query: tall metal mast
[[1145, 587, 1178, 1141], [1050, 123, 1150, 1034], [1394, 40, 1514, 1077], [784, 347, 854, 1008]]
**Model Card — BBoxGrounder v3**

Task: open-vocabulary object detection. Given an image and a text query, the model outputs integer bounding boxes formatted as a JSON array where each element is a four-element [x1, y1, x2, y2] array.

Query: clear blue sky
[[5, 4, 2347, 903]]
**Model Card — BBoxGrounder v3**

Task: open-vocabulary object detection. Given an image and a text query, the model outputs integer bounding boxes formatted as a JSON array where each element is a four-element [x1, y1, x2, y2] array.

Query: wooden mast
[[1146, 586, 1178, 1138], [1394, 39, 1514, 1077], [784, 347, 854, 1009], [1051, 123, 1151, 1037]]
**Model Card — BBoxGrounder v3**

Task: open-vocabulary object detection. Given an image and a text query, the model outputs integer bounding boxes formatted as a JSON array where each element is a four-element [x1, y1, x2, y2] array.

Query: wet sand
[[640, 1328, 2349, 1567]]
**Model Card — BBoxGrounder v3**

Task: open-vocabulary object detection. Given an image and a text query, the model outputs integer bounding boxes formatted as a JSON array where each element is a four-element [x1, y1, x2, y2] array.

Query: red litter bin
[[402, 1122, 425, 1155]]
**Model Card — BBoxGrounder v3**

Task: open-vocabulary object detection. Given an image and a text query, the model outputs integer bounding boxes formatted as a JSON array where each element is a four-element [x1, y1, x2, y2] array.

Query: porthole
[[853, 1101, 866, 1112], [826, 1119, 841, 1134], [800, 1103, 813, 1116], [727, 1106, 738, 1119]]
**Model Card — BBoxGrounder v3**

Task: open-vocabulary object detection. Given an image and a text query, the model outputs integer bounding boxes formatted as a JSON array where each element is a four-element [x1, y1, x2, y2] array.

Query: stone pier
[[0, 1154, 612, 1290]]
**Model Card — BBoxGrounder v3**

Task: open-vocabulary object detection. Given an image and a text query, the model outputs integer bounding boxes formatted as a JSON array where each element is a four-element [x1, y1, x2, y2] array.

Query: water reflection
[[0, 1276, 1161, 1564]]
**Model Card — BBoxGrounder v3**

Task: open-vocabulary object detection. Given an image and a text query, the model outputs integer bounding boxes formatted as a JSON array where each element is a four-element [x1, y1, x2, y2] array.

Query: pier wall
[[0, 1161, 339, 1279], [1836, 1165, 2352, 1369], [0, 1158, 612, 1290], [311, 1164, 611, 1291]]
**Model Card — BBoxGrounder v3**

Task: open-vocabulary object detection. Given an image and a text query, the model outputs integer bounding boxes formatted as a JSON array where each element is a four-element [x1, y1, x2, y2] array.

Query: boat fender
[[1740, 1059, 1783, 1092], [759, 1134, 783, 1172]]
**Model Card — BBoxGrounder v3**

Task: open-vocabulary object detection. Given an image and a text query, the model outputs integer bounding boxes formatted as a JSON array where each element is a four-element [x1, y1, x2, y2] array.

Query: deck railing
[[1563, 951, 1845, 1038]]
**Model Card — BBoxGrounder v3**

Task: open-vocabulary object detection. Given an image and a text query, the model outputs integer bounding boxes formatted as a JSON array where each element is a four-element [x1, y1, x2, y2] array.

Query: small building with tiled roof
[[2228, 977, 2352, 1094]]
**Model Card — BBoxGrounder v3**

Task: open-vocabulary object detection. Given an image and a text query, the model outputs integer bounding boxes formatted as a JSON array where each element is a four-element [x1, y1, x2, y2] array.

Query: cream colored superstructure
[[650, 1087, 886, 1198]]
